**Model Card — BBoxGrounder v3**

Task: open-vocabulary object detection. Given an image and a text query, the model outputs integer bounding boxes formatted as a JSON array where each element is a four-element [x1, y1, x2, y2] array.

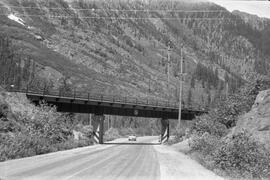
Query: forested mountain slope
[[0, 0, 269, 107]]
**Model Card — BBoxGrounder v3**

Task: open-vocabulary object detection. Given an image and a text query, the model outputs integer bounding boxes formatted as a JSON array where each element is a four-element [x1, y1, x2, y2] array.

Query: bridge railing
[[8, 86, 208, 112]]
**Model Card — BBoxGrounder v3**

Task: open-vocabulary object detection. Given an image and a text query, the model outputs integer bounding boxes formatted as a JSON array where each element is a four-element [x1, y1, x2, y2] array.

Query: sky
[[208, 0, 270, 19]]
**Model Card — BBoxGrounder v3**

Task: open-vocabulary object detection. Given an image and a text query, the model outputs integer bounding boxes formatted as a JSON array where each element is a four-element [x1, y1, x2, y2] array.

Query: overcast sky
[[208, 0, 270, 19]]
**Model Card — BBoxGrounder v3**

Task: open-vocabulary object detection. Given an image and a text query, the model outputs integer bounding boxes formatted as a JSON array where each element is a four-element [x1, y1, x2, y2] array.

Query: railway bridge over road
[[9, 87, 208, 144]]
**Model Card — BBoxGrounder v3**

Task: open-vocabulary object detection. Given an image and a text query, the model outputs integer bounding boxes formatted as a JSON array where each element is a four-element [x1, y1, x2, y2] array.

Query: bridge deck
[[10, 88, 208, 120]]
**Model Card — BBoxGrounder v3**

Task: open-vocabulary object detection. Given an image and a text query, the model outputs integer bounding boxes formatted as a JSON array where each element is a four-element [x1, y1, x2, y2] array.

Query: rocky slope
[[234, 89, 270, 149], [0, 0, 269, 107]]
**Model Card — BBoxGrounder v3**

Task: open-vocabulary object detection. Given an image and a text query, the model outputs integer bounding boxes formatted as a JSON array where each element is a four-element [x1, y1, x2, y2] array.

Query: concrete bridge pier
[[92, 114, 105, 144], [161, 118, 169, 144]]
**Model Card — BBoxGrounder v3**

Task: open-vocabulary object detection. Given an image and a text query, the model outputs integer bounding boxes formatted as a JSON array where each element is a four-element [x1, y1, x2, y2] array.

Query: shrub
[[54, 139, 78, 151], [124, 36, 134, 47], [174, 129, 185, 142], [189, 79, 270, 140], [189, 132, 220, 156], [0, 131, 93, 162], [134, 43, 144, 52], [0, 132, 53, 161], [78, 139, 94, 147], [119, 128, 134, 137], [214, 79, 270, 129], [191, 113, 228, 137], [74, 124, 93, 139], [213, 130, 270, 179], [80, 125, 93, 139], [167, 133, 185, 145], [186, 79, 270, 179], [167, 126, 186, 145], [0, 95, 94, 161], [104, 128, 120, 141], [134, 127, 145, 136], [54, 137, 94, 151], [16, 101, 73, 144]]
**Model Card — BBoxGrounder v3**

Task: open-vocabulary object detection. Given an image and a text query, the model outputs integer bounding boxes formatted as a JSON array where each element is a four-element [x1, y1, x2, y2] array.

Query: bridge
[[9, 86, 208, 144]]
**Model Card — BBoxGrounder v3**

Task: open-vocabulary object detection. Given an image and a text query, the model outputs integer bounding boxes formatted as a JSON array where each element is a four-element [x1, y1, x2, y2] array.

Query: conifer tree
[[190, 75, 195, 89], [187, 88, 192, 106]]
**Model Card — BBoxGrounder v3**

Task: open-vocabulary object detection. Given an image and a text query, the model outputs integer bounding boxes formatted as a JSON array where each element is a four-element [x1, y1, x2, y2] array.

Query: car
[[128, 135, 137, 141]]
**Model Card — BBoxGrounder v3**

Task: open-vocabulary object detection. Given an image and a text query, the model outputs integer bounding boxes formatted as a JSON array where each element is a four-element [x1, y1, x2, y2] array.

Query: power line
[[0, 5, 229, 13], [1, 13, 240, 20]]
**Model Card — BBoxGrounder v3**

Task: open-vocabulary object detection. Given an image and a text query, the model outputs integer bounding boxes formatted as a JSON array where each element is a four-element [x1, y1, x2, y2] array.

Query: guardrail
[[8, 86, 208, 112]]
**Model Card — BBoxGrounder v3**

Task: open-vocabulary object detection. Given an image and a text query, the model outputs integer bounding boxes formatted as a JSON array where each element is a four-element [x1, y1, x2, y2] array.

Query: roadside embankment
[[0, 88, 94, 162]]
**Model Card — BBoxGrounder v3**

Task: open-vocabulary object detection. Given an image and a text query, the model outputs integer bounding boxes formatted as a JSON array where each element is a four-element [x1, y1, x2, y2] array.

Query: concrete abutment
[[92, 114, 105, 144], [161, 118, 169, 143]]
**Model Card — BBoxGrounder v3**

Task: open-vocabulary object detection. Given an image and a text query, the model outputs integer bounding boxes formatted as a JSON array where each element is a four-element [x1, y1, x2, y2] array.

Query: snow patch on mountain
[[7, 14, 25, 26]]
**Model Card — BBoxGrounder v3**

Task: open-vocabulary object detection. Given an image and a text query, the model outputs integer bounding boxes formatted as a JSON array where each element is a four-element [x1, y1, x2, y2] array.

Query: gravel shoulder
[[154, 143, 224, 180]]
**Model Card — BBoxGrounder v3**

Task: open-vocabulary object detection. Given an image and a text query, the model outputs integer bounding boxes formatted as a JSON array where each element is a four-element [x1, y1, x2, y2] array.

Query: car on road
[[128, 135, 137, 141]]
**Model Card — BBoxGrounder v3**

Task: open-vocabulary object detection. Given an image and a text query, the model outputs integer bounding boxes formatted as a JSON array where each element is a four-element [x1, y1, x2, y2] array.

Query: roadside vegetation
[[104, 128, 121, 142], [1, 1, 270, 176], [0, 86, 161, 161], [104, 124, 161, 142], [0, 89, 93, 162], [173, 79, 270, 179]]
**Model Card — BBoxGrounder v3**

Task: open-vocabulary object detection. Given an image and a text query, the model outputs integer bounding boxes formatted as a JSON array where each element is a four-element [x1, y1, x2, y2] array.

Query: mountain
[[0, 0, 269, 107], [232, 10, 270, 31]]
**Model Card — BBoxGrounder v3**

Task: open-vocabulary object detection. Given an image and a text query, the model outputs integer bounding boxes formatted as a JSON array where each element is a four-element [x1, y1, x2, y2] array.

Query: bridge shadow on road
[[103, 142, 161, 145]]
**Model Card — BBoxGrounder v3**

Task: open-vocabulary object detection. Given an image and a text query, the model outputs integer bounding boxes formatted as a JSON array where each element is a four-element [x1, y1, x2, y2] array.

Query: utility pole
[[106, 115, 110, 130], [178, 44, 184, 128], [89, 113, 92, 126], [167, 45, 171, 87], [225, 82, 229, 99], [3, 73, 6, 86], [148, 78, 151, 92], [147, 0, 150, 17]]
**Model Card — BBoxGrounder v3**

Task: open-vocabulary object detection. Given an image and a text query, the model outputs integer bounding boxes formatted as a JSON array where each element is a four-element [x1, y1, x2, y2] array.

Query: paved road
[[0, 137, 160, 180], [0, 136, 223, 180]]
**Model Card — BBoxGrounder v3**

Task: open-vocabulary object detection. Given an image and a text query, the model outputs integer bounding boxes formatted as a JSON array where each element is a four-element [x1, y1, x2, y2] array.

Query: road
[[0, 136, 223, 180]]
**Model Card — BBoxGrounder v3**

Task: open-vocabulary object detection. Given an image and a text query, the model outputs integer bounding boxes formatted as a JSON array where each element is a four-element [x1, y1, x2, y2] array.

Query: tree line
[[0, 35, 43, 90]]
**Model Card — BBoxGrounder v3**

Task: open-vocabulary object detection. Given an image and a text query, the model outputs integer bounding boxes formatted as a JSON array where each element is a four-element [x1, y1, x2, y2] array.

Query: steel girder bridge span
[[10, 87, 208, 144]]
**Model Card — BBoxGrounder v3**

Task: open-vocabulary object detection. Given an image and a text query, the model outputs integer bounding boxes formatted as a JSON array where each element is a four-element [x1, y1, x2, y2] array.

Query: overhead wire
[[0, 14, 238, 20], [0, 13, 239, 20], [0, 5, 229, 13], [0, 3, 237, 20]]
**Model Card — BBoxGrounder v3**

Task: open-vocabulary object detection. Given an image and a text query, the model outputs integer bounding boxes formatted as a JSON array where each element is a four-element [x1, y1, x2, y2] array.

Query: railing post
[[156, 100, 158, 106], [43, 85, 46, 96], [88, 93, 90, 101], [125, 96, 127, 103], [73, 89, 76, 99], [100, 95, 103, 101], [26, 84, 29, 94]]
